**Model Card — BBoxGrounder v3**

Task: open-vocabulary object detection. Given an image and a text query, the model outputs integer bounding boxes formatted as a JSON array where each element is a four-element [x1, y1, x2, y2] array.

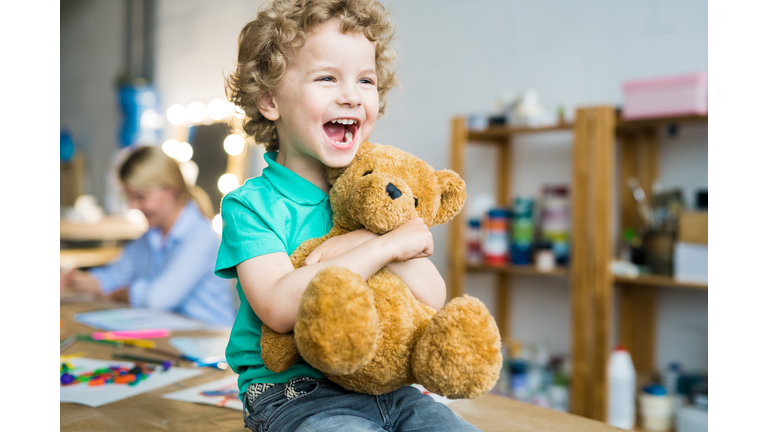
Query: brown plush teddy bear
[[260, 141, 502, 399]]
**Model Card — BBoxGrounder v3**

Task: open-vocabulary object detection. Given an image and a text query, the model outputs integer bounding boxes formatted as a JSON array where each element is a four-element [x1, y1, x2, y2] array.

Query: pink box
[[622, 72, 707, 120]]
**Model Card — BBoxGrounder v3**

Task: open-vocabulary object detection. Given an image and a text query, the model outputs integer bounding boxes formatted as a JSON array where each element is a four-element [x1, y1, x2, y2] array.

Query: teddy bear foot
[[294, 266, 379, 375], [411, 295, 503, 399]]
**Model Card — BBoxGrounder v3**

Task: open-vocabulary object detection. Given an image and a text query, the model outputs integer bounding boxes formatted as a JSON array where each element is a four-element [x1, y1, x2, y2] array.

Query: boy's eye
[[363, 170, 373, 177], [359, 78, 375, 85], [317, 76, 334, 82]]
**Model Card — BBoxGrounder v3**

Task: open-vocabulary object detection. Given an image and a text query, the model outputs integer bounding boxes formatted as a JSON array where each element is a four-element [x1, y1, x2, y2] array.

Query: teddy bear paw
[[294, 266, 379, 375], [411, 295, 503, 399]]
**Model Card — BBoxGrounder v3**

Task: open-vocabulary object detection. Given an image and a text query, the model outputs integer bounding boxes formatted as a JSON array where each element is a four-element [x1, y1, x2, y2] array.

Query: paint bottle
[[483, 209, 511, 265], [608, 346, 636, 430], [510, 197, 534, 265], [467, 219, 483, 264]]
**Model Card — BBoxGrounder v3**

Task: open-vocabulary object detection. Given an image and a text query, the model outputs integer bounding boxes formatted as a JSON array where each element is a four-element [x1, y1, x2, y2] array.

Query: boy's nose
[[337, 83, 362, 106], [386, 183, 402, 200]]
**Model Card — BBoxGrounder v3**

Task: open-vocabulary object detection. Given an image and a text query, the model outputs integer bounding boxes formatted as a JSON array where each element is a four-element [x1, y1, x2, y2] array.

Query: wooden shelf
[[614, 274, 707, 290], [615, 113, 708, 131], [467, 123, 573, 142], [467, 263, 569, 278]]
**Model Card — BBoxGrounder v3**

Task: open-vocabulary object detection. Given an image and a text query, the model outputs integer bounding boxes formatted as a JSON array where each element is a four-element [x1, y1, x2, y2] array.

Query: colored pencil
[[93, 329, 169, 340]]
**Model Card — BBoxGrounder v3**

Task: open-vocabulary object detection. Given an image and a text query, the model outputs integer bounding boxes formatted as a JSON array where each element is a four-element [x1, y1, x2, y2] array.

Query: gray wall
[[65, 0, 708, 372], [61, 0, 126, 208]]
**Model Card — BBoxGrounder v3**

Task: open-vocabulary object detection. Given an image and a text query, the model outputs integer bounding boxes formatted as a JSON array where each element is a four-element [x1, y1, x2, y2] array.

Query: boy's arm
[[303, 229, 446, 310], [237, 218, 433, 333], [386, 259, 446, 310]]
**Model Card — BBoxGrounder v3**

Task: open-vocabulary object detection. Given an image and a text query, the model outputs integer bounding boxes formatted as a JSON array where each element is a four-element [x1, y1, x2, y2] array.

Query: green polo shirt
[[215, 151, 331, 402]]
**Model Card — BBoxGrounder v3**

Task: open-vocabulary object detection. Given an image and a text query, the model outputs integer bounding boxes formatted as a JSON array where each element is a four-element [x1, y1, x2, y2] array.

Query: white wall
[[151, 0, 707, 370]]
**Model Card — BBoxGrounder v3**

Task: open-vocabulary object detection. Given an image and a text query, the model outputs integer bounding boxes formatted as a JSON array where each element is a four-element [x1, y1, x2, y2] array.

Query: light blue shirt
[[91, 201, 235, 327]]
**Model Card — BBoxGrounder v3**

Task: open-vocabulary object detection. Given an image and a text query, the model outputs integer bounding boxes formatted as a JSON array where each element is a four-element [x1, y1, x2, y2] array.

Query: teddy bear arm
[[260, 324, 299, 373]]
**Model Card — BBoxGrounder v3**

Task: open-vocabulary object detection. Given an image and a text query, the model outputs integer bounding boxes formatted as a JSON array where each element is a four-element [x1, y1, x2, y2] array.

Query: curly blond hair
[[225, 0, 398, 151]]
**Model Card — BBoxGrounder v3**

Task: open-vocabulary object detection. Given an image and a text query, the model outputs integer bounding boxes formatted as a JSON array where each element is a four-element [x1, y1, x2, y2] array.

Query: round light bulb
[[212, 214, 223, 235], [166, 104, 186, 125], [140, 109, 159, 128], [223, 134, 245, 156], [186, 101, 206, 123], [162, 139, 180, 158], [207, 99, 228, 121], [218, 173, 239, 194], [175, 142, 193, 163]]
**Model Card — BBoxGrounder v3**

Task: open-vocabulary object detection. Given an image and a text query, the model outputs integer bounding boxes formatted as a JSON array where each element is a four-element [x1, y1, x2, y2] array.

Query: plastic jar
[[483, 209, 510, 265]]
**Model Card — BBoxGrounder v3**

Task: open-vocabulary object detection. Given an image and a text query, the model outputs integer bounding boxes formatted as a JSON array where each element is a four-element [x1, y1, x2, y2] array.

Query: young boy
[[215, 1, 481, 430]]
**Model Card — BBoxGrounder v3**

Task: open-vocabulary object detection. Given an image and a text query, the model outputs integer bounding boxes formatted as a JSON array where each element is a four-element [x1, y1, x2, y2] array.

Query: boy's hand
[[383, 217, 434, 263], [303, 229, 378, 266]]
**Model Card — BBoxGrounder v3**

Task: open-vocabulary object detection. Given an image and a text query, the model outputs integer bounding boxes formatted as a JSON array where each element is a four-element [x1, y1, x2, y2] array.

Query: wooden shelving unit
[[447, 117, 574, 351], [613, 274, 707, 290], [447, 109, 708, 422], [467, 263, 569, 278]]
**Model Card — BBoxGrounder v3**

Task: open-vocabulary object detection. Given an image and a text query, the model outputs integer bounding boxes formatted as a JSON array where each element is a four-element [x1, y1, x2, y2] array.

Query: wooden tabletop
[[60, 301, 621, 432], [60, 216, 148, 242]]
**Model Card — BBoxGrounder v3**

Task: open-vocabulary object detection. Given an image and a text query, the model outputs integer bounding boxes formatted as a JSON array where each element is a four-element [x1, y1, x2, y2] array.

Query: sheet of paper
[[162, 374, 242, 411], [74, 308, 208, 331], [60, 358, 203, 407], [170, 336, 229, 361], [412, 384, 459, 405]]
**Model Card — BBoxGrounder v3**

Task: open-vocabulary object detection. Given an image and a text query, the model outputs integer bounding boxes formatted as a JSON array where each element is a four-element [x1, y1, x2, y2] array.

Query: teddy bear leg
[[294, 266, 379, 376], [411, 295, 503, 399], [260, 324, 299, 373]]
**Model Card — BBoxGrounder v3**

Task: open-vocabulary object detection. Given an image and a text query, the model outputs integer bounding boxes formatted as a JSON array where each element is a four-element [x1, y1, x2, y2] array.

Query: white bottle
[[608, 346, 636, 430]]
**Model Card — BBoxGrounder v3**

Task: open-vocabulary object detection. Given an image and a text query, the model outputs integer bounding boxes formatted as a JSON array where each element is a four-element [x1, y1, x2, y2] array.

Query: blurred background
[[60, 0, 707, 429]]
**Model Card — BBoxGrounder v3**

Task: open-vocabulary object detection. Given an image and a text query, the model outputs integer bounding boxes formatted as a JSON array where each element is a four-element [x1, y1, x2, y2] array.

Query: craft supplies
[[60, 333, 78, 351], [483, 209, 511, 265], [467, 219, 482, 264], [60, 361, 154, 388], [112, 353, 174, 369], [540, 185, 570, 265], [92, 329, 169, 340], [74, 308, 207, 332], [535, 249, 556, 272], [60, 357, 203, 407], [162, 375, 243, 410], [510, 197, 534, 265], [608, 346, 636, 429], [639, 385, 674, 432], [622, 72, 707, 120]]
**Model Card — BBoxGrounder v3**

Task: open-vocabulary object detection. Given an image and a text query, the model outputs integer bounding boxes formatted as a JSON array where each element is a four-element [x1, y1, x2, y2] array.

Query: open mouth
[[323, 118, 359, 148]]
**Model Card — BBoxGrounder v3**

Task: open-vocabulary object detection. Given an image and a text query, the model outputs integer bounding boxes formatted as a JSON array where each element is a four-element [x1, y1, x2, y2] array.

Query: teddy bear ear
[[433, 169, 466, 225], [326, 141, 377, 186]]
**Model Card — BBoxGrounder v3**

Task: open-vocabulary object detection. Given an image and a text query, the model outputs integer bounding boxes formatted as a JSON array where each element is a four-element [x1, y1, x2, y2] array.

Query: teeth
[[345, 131, 352, 142], [330, 119, 357, 125]]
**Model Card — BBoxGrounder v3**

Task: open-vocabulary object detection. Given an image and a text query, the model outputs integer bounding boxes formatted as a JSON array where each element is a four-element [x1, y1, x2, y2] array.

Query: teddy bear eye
[[363, 170, 373, 177], [414, 198, 419, 208]]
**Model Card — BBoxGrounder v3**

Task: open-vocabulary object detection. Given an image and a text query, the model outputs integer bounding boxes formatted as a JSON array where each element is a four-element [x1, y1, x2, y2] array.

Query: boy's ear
[[433, 169, 466, 225], [257, 91, 279, 121]]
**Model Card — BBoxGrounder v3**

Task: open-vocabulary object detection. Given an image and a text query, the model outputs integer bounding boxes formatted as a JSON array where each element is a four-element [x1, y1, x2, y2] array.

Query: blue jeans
[[243, 377, 480, 432]]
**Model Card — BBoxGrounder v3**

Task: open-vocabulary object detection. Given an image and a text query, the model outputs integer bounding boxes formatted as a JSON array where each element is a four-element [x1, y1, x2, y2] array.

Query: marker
[[113, 353, 174, 370], [92, 329, 169, 340], [120, 339, 157, 349], [60, 334, 77, 351]]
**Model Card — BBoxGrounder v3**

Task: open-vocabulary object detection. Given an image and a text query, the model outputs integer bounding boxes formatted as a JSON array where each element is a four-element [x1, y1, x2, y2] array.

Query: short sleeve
[[214, 193, 287, 279]]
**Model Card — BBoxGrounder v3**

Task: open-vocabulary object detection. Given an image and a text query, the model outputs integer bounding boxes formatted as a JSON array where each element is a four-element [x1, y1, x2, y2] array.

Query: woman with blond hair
[[61, 145, 235, 327]]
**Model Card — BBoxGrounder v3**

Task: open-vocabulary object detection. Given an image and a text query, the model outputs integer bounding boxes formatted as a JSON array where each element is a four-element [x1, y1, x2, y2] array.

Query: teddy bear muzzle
[[353, 175, 418, 234]]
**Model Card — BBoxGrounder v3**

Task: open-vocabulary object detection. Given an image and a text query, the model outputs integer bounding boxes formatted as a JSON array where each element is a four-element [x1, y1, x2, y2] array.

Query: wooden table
[[60, 301, 621, 432], [60, 216, 148, 242]]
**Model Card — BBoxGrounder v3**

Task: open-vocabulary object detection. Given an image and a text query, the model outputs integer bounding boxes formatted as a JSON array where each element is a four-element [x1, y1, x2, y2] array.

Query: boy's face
[[259, 20, 379, 168]]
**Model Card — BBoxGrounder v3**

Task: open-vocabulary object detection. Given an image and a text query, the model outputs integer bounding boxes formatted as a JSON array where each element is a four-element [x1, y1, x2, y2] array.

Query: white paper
[[162, 374, 242, 411], [170, 336, 229, 361], [412, 384, 458, 405], [74, 308, 207, 331], [60, 358, 203, 407]]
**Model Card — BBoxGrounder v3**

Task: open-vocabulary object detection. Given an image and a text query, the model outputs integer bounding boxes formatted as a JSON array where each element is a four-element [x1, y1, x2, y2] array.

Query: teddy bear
[[260, 141, 502, 399]]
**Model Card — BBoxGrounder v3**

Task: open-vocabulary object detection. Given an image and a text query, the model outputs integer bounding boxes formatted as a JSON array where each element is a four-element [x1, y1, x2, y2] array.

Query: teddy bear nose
[[386, 183, 402, 200]]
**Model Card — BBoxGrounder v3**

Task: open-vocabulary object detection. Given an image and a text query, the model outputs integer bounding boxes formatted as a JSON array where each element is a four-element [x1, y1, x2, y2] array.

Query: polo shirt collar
[[261, 152, 329, 205]]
